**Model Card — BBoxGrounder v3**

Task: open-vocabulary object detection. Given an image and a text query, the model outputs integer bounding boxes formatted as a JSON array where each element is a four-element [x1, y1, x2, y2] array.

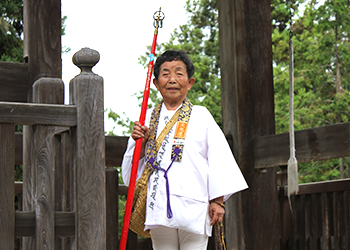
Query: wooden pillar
[[0, 124, 15, 249], [22, 78, 64, 250], [218, 1, 279, 249], [70, 48, 106, 249], [23, 0, 62, 102], [22, 0, 63, 248], [55, 129, 75, 249]]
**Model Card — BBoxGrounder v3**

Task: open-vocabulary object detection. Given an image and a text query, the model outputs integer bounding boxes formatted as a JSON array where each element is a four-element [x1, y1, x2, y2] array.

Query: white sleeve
[[121, 108, 153, 186], [121, 138, 147, 186], [205, 108, 248, 201]]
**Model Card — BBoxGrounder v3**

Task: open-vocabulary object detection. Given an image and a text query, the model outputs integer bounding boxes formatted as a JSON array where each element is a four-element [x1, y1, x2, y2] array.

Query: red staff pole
[[119, 8, 164, 250]]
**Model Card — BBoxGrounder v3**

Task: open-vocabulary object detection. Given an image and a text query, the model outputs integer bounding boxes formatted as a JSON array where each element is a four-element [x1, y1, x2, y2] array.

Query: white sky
[[61, 0, 188, 134]]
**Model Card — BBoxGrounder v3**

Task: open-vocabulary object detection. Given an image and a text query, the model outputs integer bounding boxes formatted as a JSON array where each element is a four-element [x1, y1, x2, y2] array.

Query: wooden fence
[[278, 169, 350, 250], [0, 48, 106, 250]]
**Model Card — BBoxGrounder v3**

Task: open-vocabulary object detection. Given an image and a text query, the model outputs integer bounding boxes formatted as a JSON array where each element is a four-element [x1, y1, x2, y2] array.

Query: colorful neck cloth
[[145, 97, 193, 218]]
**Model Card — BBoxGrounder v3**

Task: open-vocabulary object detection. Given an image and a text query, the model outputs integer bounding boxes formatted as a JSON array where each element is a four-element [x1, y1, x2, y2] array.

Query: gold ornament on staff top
[[153, 7, 165, 35]]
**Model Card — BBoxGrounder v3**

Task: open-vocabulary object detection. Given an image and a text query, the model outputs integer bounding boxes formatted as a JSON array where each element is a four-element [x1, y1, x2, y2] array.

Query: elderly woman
[[122, 50, 247, 250]]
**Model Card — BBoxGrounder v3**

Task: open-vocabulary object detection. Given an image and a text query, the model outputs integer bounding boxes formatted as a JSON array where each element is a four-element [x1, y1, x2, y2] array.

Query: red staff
[[119, 8, 164, 250]]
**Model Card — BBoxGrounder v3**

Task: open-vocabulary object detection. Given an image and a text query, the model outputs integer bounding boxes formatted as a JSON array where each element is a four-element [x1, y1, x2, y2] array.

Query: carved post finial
[[72, 47, 100, 74]]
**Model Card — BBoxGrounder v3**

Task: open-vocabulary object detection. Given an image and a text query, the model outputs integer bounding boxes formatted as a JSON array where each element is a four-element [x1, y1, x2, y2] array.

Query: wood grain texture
[[22, 125, 36, 249], [218, 1, 279, 249], [254, 122, 350, 169], [70, 52, 106, 249], [15, 211, 75, 237], [34, 124, 55, 249], [0, 101, 77, 126], [25, 0, 62, 101], [16, 133, 128, 166], [0, 123, 15, 250], [0, 62, 28, 102]]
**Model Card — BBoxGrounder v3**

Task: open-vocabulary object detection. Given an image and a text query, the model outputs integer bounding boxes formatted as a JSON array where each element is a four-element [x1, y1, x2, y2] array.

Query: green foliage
[[273, 0, 350, 181], [0, 0, 70, 62], [0, 0, 24, 62], [106, 109, 134, 136]]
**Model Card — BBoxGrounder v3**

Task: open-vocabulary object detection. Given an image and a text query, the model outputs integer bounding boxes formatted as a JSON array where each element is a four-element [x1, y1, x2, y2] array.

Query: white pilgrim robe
[[122, 103, 248, 236]]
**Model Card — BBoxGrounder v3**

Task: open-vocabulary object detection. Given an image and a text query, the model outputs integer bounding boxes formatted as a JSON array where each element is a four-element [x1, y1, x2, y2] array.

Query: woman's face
[[153, 60, 194, 110]]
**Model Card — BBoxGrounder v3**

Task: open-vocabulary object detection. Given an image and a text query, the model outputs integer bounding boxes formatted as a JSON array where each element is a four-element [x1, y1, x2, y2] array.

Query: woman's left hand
[[209, 197, 225, 225]]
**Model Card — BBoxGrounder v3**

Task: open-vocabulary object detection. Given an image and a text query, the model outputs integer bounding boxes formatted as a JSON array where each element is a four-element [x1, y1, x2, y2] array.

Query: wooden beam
[[218, 0, 279, 249], [0, 62, 28, 102], [15, 181, 129, 196], [15, 211, 75, 237], [0, 101, 77, 126], [105, 136, 128, 167], [15, 133, 128, 166], [254, 122, 350, 169], [284, 178, 350, 196]]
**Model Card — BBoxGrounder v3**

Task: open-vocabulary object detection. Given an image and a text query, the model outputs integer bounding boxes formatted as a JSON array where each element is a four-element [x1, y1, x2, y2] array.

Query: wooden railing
[[278, 169, 350, 250], [0, 48, 106, 250]]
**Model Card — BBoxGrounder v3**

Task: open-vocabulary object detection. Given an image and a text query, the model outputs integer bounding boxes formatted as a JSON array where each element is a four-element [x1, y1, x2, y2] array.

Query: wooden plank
[[33, 77, 64, 249], [55, 131, 75, 248], [54, 212, 75, 237], [70, 48, 106, 249], [285, 179, 350, 196], [33, 125, 56, 248], [15, 181, 23, 194], [16, 133, 129, 166], [277, 168, 292, 250], [22, 124, 35, 249], [105, 136, 128, 167], [15, 211, 75, 237], [0, 62, 28, 102], [0, 123, 15, 249], [118, 184, 128, 196], [254, 122, 350, 169], [0, 101, 77, 126], [15, 179, 128, 198], [218, 1, 279, 249], [106, 167, 119, 250], [15, 132, 23, 165]]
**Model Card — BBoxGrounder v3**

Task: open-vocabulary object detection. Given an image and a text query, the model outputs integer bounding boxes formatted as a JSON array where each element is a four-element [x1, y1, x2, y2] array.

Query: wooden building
[[0, 0, 349, 249]]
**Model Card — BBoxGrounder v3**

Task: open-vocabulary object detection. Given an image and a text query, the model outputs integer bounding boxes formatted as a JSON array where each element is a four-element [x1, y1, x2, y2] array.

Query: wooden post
[[22, 0, 62, 248], [55, 129, 75, 249], [23, 78, 64, 250], [106, 167, 119, 250], [23, 0, 62, 101], [218, 1, 279, 249], [0, 124, 15, 249], [70, 48, 106, 249]]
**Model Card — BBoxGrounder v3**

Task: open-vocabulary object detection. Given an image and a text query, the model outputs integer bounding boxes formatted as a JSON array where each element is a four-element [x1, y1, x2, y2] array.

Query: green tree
[[273, 0, 350, 181], [0, 0, 23, 62]]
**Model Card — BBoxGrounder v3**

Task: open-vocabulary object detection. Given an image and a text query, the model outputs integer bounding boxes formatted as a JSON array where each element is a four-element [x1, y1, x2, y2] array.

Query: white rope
[[287, 24, 299, 198]]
